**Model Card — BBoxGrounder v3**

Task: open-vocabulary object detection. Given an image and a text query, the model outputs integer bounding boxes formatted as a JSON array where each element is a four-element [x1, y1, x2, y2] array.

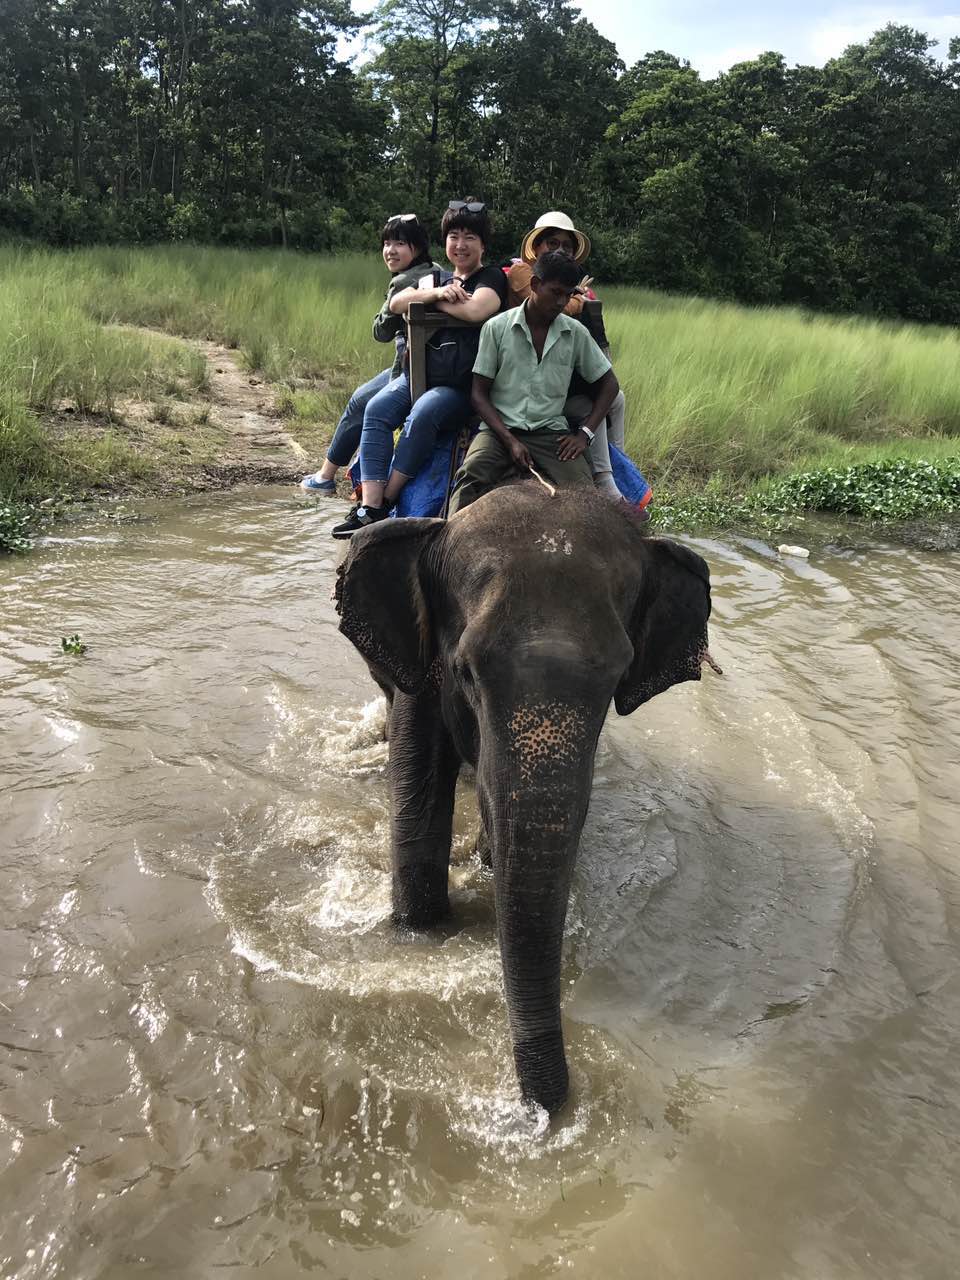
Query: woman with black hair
[[300, 213, 439, 494], [331, 199, 507, 537]]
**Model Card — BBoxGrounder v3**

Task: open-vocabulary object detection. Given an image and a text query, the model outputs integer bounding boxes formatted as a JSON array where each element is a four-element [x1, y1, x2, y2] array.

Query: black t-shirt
[[567, 264, 609, 398], [426, 265, 508, 391], [455, 265, 508, 311], [571, 263, 608, 350]]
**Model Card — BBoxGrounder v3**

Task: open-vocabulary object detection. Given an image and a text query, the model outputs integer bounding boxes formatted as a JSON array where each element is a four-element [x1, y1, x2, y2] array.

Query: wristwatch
[[579, 425, 595, 442]]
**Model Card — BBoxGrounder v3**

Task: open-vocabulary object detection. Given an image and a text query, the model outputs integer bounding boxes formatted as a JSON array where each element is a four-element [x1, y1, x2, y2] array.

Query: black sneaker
[[331, 504, 390, 539]]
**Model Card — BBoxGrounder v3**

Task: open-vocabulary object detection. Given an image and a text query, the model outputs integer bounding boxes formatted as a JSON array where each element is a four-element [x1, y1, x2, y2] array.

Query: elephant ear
[[615, 537, 712, 716], [335, 518, 446, 695]]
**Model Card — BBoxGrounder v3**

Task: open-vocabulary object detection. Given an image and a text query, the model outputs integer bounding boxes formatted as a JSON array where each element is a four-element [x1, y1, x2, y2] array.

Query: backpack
[[425, 326, 482, 390]]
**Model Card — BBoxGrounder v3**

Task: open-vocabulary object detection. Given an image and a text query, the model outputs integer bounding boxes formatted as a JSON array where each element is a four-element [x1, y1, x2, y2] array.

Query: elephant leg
[[388, 688, 460, 929]]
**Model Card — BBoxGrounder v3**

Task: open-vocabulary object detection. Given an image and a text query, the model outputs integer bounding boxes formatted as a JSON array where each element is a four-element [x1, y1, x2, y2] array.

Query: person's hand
[[439, 282, 470, 304], [557, 432, 589, 461], [508, 437, 533, 470]]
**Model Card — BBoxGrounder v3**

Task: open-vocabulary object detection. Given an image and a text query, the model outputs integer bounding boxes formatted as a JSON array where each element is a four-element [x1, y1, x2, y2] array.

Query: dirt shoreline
[[177, 331, 308, 483]]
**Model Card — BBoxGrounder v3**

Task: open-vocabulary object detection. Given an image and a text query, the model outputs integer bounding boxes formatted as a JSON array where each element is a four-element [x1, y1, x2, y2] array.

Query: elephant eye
[[454, 656, 474, 686], [453, 654, 478, 698]]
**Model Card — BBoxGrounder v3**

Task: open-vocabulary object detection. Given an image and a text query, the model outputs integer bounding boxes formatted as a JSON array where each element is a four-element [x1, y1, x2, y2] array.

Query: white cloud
[[335, 2, 960, 76], [697, 43, 771, 77], [571, 1, 960, 74], [808, 7, 960, 63]]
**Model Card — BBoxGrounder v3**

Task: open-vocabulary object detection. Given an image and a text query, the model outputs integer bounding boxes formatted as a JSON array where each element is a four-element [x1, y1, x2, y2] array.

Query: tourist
[[332, 199, 507, 538], [299, 213, 438, 494]]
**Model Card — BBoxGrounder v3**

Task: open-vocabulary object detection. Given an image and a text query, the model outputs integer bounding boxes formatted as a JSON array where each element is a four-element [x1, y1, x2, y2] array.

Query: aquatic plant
[[654, 457, 960, 530], [60, 633, 87, 655], [0, 498, 33, 553], [764, 459, 960, 519]]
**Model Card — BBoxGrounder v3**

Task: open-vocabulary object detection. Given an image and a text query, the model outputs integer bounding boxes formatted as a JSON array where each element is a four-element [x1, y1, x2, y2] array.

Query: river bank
[[2, 242, 959, 551]]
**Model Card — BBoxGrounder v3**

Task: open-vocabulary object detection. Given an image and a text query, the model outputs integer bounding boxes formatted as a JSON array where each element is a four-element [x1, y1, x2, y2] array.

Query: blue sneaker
[[300, 473, 337, 494]]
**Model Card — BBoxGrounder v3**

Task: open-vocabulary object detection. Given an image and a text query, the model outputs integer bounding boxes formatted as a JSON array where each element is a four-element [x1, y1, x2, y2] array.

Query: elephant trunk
[[491, 815, 582, 1113], [481, 694, 602, 1114]]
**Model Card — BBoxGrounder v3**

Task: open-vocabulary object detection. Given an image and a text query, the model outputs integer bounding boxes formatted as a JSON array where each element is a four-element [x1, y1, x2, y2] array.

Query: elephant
[[335, 482, 712, 1114]]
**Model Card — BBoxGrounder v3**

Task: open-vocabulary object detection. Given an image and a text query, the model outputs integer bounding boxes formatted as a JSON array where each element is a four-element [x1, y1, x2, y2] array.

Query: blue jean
[[326, 367, 396, 467], [358, 376, 472, 484]]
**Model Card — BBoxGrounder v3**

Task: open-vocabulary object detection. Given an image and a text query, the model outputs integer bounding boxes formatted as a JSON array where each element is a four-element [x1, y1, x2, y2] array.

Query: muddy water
[[1, 489, 958, 1279]]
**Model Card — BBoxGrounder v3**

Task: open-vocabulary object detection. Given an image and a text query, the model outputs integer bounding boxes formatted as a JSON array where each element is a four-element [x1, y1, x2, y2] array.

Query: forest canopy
[[2, 1, 960, 321]]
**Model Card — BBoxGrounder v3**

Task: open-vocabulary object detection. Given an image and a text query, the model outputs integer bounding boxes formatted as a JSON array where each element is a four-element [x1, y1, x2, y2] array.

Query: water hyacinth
[[654, 458, 960, 531], [0, 498, 33, 553], [765, 459, 960, 519]]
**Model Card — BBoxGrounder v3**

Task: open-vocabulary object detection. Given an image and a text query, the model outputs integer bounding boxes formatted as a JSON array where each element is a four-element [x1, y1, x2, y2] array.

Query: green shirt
[[472, 303, 612, 433], [373, 260, 442, 376]]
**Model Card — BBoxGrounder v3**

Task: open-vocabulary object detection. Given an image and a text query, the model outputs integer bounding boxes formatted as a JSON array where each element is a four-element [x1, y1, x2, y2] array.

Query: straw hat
[[520, 211, 591, 264]]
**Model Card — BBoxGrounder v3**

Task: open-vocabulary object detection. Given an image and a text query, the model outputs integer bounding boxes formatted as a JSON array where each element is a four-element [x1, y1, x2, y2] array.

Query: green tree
[[3, 4, 960, 323], [474, 0, 622, 235], [367, 0, 491, 205]]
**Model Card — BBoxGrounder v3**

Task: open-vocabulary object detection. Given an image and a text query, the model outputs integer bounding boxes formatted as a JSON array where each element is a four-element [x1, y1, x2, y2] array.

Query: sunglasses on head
[[447, 201, 486, 213], [385, 213, 419, 227]]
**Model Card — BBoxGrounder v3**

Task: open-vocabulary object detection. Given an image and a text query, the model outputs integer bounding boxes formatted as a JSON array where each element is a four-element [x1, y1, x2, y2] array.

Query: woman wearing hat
[[508, 211, 628, 502]]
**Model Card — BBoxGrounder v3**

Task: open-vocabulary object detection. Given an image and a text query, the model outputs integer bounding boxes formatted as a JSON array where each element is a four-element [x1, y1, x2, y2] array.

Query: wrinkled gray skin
[[336, 484, 712, 1114]]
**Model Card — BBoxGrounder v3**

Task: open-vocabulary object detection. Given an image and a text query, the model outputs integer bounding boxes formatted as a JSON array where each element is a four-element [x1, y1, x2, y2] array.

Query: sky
[[574, 1, 960, 75], [339, 2, 960, 75]]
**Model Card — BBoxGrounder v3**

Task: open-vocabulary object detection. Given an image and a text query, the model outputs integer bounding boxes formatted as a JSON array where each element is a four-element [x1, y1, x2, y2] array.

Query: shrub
[[168, 199, 212, 243], [116, 192, 172, 243]]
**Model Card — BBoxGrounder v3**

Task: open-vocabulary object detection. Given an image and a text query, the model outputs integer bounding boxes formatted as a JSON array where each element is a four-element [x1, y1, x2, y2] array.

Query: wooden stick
[[527, 463, 557, 497]]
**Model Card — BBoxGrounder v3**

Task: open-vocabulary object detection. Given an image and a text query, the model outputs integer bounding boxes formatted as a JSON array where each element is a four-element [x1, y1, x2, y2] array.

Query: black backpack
[[425, 326, 482, 391]]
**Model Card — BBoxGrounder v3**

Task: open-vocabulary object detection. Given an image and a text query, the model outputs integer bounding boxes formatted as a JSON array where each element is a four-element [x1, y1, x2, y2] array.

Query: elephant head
[[336, 485, 711, 1114]]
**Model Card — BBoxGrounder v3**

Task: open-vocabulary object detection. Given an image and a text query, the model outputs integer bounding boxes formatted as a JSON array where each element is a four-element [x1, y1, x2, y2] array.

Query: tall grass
[[0, 250, 208, 410], [603, 287, 960, 480], [0, 245, 210, 496], [1, 242, 958, 506], [41, 244, 385, 385]]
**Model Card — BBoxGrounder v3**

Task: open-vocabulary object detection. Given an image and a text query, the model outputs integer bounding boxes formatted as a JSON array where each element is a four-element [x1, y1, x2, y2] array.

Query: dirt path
[[115, 325, 310, 490], [195, 337, 307, 479]]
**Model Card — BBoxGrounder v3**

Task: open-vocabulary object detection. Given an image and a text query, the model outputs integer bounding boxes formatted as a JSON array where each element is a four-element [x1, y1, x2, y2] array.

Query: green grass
[[0, 259, 208, 417], [1, 242, 958, 549], [0, 244, 209, 510], [72, 244, 385, 384], [602, 286, 960, 481]]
